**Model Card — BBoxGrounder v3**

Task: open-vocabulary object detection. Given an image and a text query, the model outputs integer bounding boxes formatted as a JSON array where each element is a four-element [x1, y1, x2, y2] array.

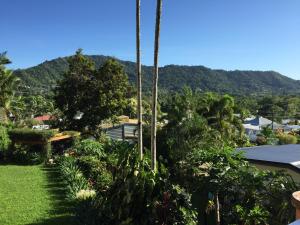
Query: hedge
[[8, 128, 58, 143]]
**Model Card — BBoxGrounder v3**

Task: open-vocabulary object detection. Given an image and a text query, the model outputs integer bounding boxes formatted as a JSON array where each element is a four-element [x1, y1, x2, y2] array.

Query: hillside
[[13, 55, 300, 95]]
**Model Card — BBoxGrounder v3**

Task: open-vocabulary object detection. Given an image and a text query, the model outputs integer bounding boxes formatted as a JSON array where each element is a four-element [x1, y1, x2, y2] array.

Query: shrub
[[0, 125, 10, 151], [256, 135, 267, 145], [9, 128, 57, 143], [92, 148, 197, 225], [278, 134, 298, 145], [23, 118, 43, 127], [77, 155, 113, 191], [71, 139, 105, 158], [8, 144, 44, 164], [58, 156, 89, 199]]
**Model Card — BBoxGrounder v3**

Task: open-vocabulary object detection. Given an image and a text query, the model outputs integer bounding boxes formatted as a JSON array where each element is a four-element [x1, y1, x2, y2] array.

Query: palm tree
[[151, 0, 163, 171], [0, 53, 19, 114], [136, 0, 143, 160]]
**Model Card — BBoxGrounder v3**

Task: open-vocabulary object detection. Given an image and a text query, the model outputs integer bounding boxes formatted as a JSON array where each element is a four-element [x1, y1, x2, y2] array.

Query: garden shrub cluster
[[256, 127, 300, 145], [56, 137, 299, 225], [57, 139, 197, 225], [278, 133, 298, 144], [8, 144, 45, 164]]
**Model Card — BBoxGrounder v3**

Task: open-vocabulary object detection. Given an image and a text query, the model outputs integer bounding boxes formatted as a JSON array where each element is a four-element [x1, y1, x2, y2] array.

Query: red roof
[[34, 115, 54, 121]]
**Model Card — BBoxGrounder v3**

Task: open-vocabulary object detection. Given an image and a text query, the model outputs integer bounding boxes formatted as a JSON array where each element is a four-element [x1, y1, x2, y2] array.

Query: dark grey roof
[[237, 144, 300, 170], [244, 116, 276, 127]]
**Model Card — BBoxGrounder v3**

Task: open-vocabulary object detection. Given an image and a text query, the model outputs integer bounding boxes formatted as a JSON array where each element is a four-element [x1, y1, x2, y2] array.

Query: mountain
[[13, 55, 300, 95]]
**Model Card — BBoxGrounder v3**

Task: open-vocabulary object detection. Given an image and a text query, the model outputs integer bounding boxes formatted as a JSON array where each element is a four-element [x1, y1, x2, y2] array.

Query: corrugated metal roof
[[237, 144, 300, 169]]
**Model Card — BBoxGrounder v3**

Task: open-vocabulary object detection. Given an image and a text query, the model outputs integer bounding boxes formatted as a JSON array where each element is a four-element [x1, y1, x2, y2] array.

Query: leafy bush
[[0, 125, 10, 151], [9, 128, 57, 142], [23, 118, 43, 127], [8, 144, 44, 164], [70, 139, 105, 158], [278, 134, 298, 144], [92, 148, 197, 225], [77, 155, 113, 191], [58, 156, 89, 198]]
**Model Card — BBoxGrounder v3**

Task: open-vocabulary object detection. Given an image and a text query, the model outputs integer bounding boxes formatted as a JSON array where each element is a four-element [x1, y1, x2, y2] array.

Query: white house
[[243, 116, 281, 141]]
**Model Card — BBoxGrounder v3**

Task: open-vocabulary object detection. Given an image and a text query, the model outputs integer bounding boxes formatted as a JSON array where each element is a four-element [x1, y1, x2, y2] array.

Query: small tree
[[55, 49, 130, 131]]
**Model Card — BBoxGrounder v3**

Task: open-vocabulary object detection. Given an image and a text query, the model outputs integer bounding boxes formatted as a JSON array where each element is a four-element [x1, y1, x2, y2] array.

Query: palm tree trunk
[[136, 0, 143, 160], [214, 192, 221, 225], [151, 0, 162, 171]]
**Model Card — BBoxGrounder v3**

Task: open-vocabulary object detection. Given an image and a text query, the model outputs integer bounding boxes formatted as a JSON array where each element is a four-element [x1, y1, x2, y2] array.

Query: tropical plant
[[70, 139, 106, 158], [58, 156, 89, 198], [0, 52, 19, 114]]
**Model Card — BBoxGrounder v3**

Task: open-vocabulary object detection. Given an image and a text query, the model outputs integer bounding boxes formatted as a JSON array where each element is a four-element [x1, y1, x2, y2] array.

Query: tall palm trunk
[[214, 192, 221, 225], [136, 0, 143, 160], [151, 0, 162, 171]]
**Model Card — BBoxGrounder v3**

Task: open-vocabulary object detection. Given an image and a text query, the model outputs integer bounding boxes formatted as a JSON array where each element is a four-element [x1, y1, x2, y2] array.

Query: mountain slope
[[13, 55, 300, 95]]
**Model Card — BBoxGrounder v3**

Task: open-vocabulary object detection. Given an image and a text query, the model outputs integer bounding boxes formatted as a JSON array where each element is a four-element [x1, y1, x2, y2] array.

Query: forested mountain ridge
[[13, 55, 300, 95]]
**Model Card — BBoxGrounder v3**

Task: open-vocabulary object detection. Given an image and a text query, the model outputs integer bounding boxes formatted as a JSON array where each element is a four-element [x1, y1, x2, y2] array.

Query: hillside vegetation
[[14, 55, 300, 95]]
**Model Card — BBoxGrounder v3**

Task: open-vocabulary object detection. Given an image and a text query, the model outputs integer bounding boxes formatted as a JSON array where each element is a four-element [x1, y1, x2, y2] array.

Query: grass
[[0, 164, 76, 225]]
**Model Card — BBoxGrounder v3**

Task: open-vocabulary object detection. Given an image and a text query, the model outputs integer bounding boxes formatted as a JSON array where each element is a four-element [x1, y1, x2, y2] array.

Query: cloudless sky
[[1, 0, 300, 79]]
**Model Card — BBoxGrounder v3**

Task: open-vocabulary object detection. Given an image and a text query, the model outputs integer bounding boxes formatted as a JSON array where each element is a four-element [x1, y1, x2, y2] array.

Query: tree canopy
[[54, 50, 130, 131]]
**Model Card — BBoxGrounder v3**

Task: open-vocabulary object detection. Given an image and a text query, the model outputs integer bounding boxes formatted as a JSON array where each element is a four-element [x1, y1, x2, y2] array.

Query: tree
[[55, 49, 130, 131], [136, 0, 143, 159], [151, 0, 163, 171], [0, 52, 19, 114]]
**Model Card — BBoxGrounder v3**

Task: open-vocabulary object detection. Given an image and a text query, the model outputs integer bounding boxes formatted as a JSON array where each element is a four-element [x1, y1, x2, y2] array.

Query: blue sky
[[1, 0, 300, 79]]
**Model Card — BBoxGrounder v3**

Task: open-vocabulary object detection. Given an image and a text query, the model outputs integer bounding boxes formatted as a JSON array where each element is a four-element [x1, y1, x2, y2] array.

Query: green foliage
[[0, 52, 19, 112], [8, 128, 57, 142], [10, 95, 56, 121], [57, 139, 197, 225], [258, 127, 279, 145], [235, 205, 269, 225], [57, 156, 89, 198], [54, 50, 130, 131], [278, 133, 298, 144], [71, 139, 106, 158], [7, 144, 44, 164], [176, 145, 298, 225], [93, 147, 197, 225], [0, 125, 10, 152], [157, 87, 248, 164], [256, 95, 300, 122]]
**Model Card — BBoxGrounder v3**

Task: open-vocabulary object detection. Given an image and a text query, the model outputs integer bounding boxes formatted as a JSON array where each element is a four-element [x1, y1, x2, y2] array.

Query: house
[[237, 145, 300, 182], [102, 116, 138, 142], [243, 116, 281, 141], [244, 116, 280, 129], [284, 125, 300, 132]]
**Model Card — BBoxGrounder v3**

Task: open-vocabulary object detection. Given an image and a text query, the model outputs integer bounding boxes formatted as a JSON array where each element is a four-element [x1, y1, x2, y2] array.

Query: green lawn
[[0, 165, 76, 225]]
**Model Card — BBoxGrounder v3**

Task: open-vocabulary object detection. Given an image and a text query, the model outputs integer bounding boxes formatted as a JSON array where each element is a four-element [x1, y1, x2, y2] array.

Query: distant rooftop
[[244, 116, 276, 127], [237, 144, 300, 171]]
